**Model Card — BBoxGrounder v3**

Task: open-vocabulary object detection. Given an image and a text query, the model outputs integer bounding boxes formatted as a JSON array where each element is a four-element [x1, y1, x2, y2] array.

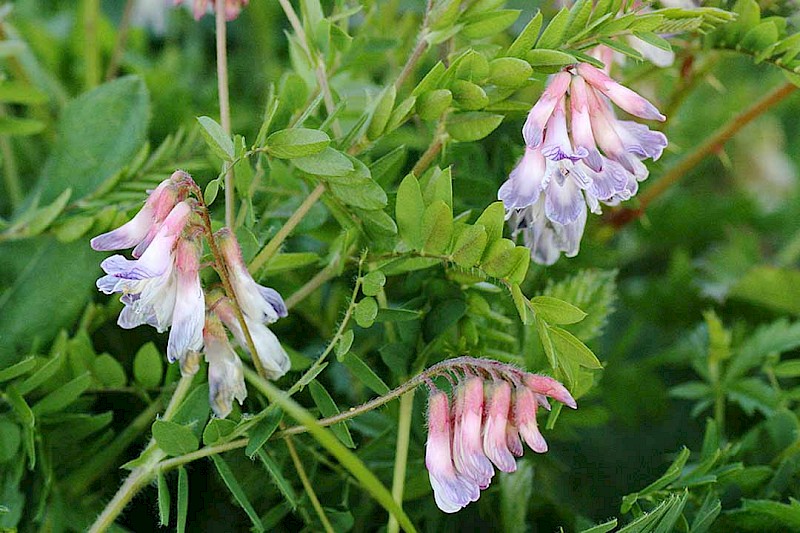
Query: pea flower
[[214, 297, 291, 380], [500, 63, 667, 264], [217, 228, 288, 325], [203, 312, 247, 418], [90, 171, 187, 257], [96, 201, 192, 333], [424, 364, 577, 513]]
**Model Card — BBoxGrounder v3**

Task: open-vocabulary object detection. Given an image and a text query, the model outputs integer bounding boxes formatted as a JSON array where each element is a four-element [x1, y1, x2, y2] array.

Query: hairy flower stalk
[[423, 360, 577, 513], [90, 169, 289, 418], [501, 61, 667, 264]]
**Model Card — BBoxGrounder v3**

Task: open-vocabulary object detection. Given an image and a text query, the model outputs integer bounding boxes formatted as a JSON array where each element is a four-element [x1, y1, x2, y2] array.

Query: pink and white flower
[[426, 390, 478, 513], [91, 171, 187, 257], [452, 377, 494, 489], [423, 367, 577, 513], [204, 312, 247, 418], [217, 229, 287, 325], [96, 201, 192, 332], [482, 381, 516, 473], [215, 297, 291, 380], [167, 236, 205, 366], [174, 0, 249, 21], [500, 62, 667, 264]]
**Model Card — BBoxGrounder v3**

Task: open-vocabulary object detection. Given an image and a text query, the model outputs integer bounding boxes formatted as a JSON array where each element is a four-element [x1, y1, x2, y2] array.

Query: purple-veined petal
[[522, 72, 572, 148], [498, 147, 549, 209], [545, 170, 585, 225], [570, 76, 603, 172], [541, 97, 589, 162], [615, 120, 668, 161]]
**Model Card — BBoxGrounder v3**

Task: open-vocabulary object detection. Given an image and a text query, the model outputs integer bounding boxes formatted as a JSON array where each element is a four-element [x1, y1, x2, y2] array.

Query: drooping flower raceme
[[90, 170, 290, 419], [424, 364, 576, 513], [500, 63, 667, 264]]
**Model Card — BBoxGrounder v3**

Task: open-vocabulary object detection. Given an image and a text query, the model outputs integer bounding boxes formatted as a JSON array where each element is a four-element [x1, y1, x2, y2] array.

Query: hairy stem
[[395, 0, 433, 90], [105, 0, 135, 80], [88, 374, 195, 532], [187, 179, 267, 379], [215, 0, 235, 229], [249, 183, 326, 273], [412, 118, 447, 176], [608, 81, 797, 227]]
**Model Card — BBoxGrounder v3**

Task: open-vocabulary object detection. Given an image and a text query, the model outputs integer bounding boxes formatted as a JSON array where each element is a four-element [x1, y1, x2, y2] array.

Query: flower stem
[[608, 81, 797, 228], [283, 423, 336, 533], [284, 242, 358, 310], [386, 390, 414, 533], [88, 374, 195, 532], [248, 182, 326, 273], [277, 0, 342, 137], [394, 0, 433, 90], [83, 0, 100, 90], [215, 0, 235, 229], [158, 357, 517, 474], [187, 179, 267, 379], [105, 0, 135, 81]]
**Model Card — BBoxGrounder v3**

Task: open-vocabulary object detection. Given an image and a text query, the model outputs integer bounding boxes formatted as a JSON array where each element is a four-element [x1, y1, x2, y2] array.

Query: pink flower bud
[[91, 171, 186, 256], [522, 72, 572, 148], [482, 381, 517, 473], [425, 390, 478, 513], [576, 63, 665, 121], [217, 228, 287, 324], [452, 377, 494, 488], [203, 313, 247, 418], [524, 373, 578, 409], [514, 386, 548, 453]]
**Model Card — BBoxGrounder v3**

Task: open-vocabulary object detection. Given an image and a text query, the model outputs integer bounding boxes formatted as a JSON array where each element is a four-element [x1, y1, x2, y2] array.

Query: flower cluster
[[174, 0, 248, 21], [425, 363, 576, 513], [499, 61, 667, 264], [91, 170, 289, 418]]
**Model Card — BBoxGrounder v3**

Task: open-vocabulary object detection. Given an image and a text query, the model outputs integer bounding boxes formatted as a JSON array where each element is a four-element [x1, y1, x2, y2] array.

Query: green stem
[[277, 0, 342, 137], [387, 390, 414, 533], [215, 0, 235, 229], [248, 183, 326, 273], [188, 180, 267, 379], [105, 0, 135, 80], [608, 81, 797, 227], [159, 356, 514, 474], [0, 131, 21, 208], [394, 0, 433, 90], [283, 423, 336, 533], [83, 0, 100, 90], [88, 374, 195, 533], [284, 243, 358, 310]]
